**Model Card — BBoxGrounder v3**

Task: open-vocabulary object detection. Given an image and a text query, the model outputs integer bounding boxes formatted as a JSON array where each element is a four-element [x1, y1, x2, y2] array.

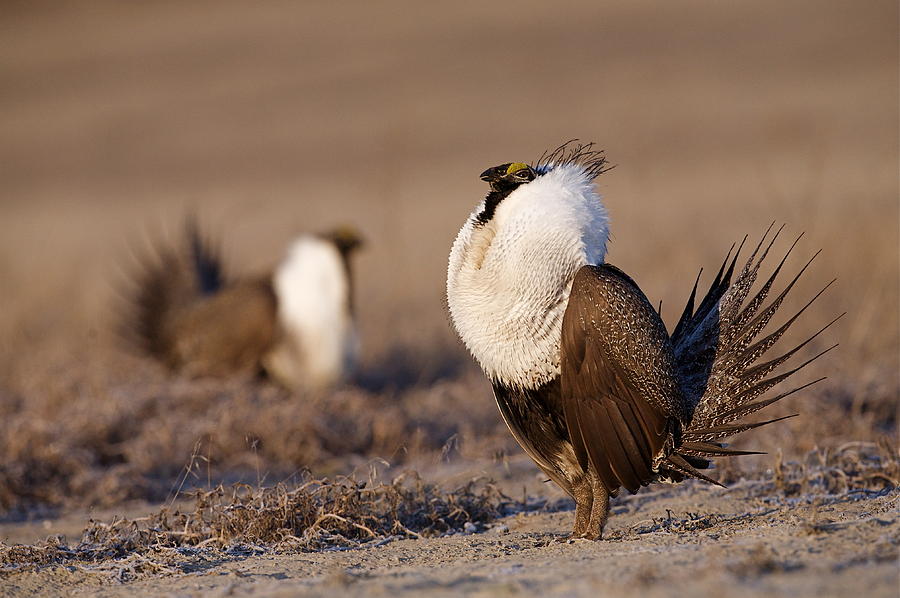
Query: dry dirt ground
[[0, 0, 898, 596], [1, 462, 897, 598]]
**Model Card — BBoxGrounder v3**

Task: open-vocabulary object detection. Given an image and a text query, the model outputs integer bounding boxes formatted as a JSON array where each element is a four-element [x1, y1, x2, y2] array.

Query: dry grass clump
[[771, 439, 899, 497], [0, 356, 506, 519], [31, 453, 881, 578], [612, 443, 899, 541], [0, 473, 523, 575]]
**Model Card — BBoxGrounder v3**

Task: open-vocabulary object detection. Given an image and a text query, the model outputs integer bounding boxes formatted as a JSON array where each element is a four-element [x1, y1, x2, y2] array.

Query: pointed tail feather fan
[[663, 224, 843, 477]]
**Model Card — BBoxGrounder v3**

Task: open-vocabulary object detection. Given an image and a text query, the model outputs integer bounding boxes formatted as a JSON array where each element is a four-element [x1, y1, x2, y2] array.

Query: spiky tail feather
[[122, 218, 225, 362], [661, 224, 842, 483]]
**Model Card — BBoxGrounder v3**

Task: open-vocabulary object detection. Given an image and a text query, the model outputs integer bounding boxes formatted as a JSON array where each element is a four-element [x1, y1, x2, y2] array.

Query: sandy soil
[[2, 474, 897, 597]]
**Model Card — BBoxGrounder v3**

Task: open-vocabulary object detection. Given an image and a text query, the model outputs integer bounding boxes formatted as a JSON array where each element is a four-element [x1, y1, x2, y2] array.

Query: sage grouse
[[446, 142, 839, 539], [127, 221, 362, 391]]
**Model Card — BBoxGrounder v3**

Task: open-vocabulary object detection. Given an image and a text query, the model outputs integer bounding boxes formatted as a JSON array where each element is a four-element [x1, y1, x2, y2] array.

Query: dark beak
[[480, 164, 507, 183]]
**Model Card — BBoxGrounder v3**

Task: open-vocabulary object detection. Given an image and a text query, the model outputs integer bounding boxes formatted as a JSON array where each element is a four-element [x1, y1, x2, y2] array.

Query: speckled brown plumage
[[490, 229, 838, 540], [448, 144, 837, 540], [125, 221, 278, 378], [561, 264, 686, 495]]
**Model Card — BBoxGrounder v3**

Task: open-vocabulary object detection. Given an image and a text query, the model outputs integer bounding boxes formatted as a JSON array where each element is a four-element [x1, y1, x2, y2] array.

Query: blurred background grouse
[[124, 220, 363, 391]]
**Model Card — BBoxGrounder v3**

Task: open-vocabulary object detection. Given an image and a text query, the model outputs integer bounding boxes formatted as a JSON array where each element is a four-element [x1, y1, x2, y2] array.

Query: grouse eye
[[515, 169, 533, 180]]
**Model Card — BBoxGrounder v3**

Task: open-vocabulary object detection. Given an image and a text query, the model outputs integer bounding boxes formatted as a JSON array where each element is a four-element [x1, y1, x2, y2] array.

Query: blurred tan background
[[0, 0, 896, 513]]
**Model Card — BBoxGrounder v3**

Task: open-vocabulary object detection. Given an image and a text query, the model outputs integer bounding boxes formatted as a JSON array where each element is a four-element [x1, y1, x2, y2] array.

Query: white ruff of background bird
[[264, 234, 361, 390], [446, 141, 841, 540], [127, 222, 362, 391]]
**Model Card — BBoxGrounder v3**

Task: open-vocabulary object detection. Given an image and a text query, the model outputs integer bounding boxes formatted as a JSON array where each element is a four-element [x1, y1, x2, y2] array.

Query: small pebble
[[463, 522, 478, 534]]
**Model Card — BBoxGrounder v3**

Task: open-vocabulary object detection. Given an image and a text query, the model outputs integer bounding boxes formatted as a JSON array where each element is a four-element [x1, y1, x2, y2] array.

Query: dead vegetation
[[0, 443, 895, 576], [605, 441, 899, 541], [0, 474, 524, 576], [0, 351, 505, 518], [772, 440, 899, 497]]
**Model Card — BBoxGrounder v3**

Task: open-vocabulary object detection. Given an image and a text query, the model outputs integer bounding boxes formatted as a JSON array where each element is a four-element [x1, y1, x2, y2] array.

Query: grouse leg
[[571, 476, 594, 537], [583, 473, 610, 540]]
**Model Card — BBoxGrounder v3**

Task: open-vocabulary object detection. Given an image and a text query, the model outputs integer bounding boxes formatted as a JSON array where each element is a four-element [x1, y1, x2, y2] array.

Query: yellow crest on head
[[505, 162, 529, 175]]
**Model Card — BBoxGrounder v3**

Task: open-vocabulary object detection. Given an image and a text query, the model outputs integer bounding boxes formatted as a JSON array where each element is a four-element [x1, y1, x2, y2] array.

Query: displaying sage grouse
[[126, 221, 362, 391], [446, 142, 839, 539]]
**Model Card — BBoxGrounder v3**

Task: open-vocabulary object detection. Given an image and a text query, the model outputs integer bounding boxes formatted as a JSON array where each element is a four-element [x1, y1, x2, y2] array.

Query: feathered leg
[[572, 470, 609, 540], [584, 473, 610, 540], [571, 476, 594, 537]]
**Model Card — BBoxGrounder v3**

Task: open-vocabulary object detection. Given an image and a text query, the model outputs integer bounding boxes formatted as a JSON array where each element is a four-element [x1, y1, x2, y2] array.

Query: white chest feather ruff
[[266, 237, 357, 389], [447, 164, 609, 389]]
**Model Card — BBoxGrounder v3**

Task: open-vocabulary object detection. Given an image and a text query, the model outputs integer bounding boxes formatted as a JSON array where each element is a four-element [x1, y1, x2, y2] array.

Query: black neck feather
[[476, 186, 517, 226]]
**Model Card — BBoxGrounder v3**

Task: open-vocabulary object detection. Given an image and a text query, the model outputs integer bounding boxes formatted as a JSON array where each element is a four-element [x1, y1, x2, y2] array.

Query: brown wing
[[167, 278, 278, 376], [560, 264, 688, 495], [123, 219, 278, 376]]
